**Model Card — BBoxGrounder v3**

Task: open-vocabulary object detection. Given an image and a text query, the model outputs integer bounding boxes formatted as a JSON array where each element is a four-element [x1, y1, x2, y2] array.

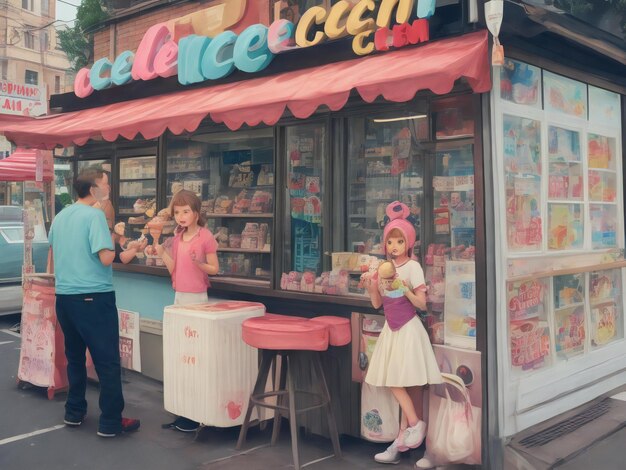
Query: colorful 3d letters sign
[[75, 0, 435, 97]]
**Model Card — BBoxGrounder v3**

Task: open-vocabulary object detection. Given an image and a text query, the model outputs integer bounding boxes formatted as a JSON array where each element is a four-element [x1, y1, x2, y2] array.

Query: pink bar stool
[[236, 314, 350, 470]]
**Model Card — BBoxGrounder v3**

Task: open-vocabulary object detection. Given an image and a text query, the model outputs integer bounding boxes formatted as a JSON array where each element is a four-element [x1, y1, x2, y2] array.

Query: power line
[[57, 0, 79, 7]]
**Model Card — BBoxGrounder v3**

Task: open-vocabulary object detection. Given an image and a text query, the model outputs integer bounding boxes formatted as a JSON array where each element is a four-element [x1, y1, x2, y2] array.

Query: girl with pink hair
[[362, 201, 442, 465]]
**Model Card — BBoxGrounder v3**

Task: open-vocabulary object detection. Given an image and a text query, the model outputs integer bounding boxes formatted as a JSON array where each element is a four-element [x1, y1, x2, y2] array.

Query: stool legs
[[236, 350, 273, 450], [271, 354, 288, 446], [238, 349, 342, 470], [286, 354, 301, 470], [312, 353, 342, 458]]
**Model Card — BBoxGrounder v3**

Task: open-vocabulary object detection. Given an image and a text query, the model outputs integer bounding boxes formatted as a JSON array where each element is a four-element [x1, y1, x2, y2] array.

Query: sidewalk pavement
[[505, 384, 626, 470], [2, 314, 626, 470], [0, 317, 430, 470]]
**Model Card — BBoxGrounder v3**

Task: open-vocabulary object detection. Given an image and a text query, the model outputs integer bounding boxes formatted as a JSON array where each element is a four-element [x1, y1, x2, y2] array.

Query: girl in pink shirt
[[155, 190, 219, 305], [155, 190, 219, 433]]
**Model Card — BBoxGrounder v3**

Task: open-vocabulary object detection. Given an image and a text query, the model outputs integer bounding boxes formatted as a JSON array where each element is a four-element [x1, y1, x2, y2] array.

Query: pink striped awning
[[0, 30, 490, 150]]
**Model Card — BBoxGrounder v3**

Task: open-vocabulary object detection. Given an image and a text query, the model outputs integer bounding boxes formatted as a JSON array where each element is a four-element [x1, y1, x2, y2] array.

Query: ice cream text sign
[[74, 0, 436, 97]]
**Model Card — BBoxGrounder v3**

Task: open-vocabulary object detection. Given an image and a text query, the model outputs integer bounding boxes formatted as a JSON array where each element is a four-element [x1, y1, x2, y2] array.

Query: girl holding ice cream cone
[[154, 189, 219, 432], [361, 201, 442, 466], [155, 190, 219, 306]]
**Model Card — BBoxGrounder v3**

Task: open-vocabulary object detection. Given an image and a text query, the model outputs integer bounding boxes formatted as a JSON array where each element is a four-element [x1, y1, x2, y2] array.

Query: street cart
[[0, 148, 96, 398]]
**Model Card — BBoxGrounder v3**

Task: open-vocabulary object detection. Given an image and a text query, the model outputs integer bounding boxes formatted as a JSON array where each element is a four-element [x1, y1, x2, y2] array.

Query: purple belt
[[382, 296, 417, 331]]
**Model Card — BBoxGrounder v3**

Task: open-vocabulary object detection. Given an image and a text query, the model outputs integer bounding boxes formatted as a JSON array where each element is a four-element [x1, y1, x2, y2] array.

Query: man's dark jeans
[[56, 291, 125, 434]]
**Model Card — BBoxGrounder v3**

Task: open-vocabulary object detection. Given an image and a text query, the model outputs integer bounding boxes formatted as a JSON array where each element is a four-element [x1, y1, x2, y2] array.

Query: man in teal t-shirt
[[50, 203, 114, 294], [49, 167, 140, 437]]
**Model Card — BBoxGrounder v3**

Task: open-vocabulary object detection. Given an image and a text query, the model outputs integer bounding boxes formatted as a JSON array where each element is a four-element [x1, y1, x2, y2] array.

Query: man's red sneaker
[[97, 417, 141, 437]]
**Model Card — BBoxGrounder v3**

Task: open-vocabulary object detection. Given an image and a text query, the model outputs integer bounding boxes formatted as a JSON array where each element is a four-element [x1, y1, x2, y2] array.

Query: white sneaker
[[403, 420, 427, 448], [415, 456, 435, 469], [374, 441, 401, 464], [395, 430, 409, 452]]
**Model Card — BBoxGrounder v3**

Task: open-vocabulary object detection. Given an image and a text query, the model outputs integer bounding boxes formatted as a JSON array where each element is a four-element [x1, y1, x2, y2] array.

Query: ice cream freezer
[[163, 300, 266, 427]]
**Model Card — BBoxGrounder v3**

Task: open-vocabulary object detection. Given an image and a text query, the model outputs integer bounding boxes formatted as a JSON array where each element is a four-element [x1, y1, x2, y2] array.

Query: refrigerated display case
[[345, 112, 428, 296], [344, 97, 478, 348], [115, 155, 158, 264], [166, 129, 274, 284], [347, 116, 425, 258], [281, 123, 326, 291], [118, 156, 157, 217], [428, 137, 476, 349]]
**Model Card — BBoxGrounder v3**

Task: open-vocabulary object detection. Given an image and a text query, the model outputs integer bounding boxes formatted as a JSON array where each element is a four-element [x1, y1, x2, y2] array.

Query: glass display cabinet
[[166, 128, 275, 283]]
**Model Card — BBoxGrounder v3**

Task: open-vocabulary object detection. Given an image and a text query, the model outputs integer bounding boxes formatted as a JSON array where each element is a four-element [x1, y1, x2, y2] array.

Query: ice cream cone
[[147, 217, 165, 246]]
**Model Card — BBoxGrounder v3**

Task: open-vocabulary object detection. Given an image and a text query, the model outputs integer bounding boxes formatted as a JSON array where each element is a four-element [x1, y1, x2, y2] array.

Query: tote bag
[[361, 382, 400, 442], [425, 373, 478, 465]]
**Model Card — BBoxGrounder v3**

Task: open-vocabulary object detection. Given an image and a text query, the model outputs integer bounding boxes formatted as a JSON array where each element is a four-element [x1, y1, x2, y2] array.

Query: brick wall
[[93, 0, 271, 62]]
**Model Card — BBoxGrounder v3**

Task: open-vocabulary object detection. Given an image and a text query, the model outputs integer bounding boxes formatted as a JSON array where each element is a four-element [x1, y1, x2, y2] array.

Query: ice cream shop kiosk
[[1, 0, 624, 467]]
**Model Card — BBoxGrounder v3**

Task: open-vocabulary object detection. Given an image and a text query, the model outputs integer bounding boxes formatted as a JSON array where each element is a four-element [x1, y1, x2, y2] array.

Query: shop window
[[54, 157, 75, 211], [498, 60, 622, 254], [9, 182, 24, 206], [588, 269, 623, 349], [345, 113, 428, 261], [108, 155, 157, 264], [166, 128, 275, 281], [280, 122, 326, 291], [494, 58, 624, 392], [24, 70, 38, 85], [502, 114, 542, 251], [55, 31, 63, 50], [588, 133, 618, 249], [40, 30, 49, 51], [24, 31, 36, 50], [0, 182, 6, 205], [342, 97, 477, 349]]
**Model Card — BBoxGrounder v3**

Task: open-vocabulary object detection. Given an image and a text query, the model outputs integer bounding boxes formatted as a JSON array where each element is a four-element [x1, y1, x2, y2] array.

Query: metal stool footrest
[[251, 389, 328, 414]]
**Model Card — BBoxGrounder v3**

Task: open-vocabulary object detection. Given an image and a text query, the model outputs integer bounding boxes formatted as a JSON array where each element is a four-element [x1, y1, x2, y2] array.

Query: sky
[[56, 0, 78, 25]]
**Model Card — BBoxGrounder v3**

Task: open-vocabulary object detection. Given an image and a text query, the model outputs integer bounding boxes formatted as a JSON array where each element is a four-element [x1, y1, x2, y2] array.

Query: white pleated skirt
[[365, 316, 443, 388]]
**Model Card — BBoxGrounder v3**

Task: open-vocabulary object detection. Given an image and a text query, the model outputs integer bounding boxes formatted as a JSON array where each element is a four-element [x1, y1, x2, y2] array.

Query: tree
[[57, 0, 110, 72]]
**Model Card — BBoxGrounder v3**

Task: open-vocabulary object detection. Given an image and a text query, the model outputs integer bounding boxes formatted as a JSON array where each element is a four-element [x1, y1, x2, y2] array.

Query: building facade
[[0, 0, 72, 95], [1, 1, 624, 468]]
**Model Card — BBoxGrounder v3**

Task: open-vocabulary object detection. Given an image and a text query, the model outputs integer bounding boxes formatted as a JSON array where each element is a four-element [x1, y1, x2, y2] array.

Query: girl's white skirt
[[365, 316, 443, 387]]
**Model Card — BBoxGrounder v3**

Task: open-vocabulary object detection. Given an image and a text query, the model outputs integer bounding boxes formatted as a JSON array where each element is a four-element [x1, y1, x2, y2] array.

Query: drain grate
[[518, 398, 611, 448]]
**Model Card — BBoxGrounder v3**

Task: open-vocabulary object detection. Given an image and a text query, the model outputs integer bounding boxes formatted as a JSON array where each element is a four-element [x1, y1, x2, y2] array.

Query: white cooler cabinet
[[163, 301, 265, 427]]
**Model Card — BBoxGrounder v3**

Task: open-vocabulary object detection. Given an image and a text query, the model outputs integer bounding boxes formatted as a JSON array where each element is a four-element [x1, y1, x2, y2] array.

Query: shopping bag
[[360, 382, 400, 442], [425, 373, 476, 465]]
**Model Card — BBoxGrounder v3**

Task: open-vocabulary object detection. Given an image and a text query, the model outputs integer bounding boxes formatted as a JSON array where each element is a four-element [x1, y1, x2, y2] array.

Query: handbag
[[425, 373, 477, 465]]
